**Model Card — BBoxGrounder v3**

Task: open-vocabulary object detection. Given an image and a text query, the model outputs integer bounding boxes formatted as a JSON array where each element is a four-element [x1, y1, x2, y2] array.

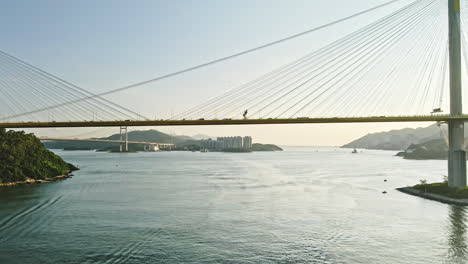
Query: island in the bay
[[42, 129, 283, 152], [0, 128, 78, 186]]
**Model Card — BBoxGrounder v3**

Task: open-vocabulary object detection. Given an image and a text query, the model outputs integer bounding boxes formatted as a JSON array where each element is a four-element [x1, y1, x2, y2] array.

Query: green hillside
[[0, 129, 77, 184], [397, 138, 450, 160], [43, 129, 190, 150]]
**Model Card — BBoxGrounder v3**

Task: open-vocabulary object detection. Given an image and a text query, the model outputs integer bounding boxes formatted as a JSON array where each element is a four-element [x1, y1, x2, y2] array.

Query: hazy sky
[[0, 0, 437, 145]]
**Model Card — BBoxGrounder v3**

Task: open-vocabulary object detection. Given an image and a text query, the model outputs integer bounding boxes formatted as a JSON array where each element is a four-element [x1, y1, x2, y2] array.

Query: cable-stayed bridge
[[1, 0, 468, 186]]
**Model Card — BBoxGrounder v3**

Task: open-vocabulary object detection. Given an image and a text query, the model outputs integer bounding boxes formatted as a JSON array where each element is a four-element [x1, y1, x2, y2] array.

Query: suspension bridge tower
[[448, 0, 466, 187]]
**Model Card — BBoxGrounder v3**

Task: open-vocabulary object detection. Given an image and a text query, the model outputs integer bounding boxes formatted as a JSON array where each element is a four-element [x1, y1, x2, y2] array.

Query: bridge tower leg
[[448, 0, 466, 187], [119, 126, 128, 152]]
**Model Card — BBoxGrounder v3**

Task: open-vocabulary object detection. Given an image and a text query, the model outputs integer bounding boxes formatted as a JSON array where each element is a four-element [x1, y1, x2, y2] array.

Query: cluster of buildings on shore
[[201, 136, 253, 151]]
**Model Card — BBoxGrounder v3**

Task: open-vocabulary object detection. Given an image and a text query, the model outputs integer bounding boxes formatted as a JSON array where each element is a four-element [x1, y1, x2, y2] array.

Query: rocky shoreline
[[0, 172, 75, 187], [397, 187, 468, 206]]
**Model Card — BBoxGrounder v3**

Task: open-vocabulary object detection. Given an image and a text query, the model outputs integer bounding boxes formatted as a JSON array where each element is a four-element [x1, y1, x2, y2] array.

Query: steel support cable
[[383, 17, 444, 116], [0, 88, 19, 117], [12, 0, 408, 120], [0, 79, 55, 121], [60, 127, 114, 139], [414, 11, 446, 114], [283, 0, 438, 118], [353, 30, 435, 117], [0, 63, 124, 123], [174, 29, 357, 120], [0, 68, 59, 119], [0, 74, 128, 123], [0, 62, 109, 122], [217, 0, 428, 119], [317, 16, 436, 118], [0, 63, 59, 114], [432, 41, 448, 110], [268, 1, 436, 118], [378, 8, 444, 116], [81, 0, 411, 98], [355, 6, 441, 117], [0, 79, 30, 116], [362, 14, 442, 116], [0, 60, 130, 122], [179, 2, 421, 120], [405, 21, 443, 115], [0, 51, 146, 121], [289, 0, 439, 117], [383, 16, 444, 116], [204, 1, 428, 119], [171, 50, 334, 120], [417, 29, 447, 113], [317, 12, 438, 118], [182, 44, 339, 120], [309, 0, 438, 115], [307, 0, 440, 117], [0, 79, 31, 114], [461, 28, 468, 78], [262, 2, 434, 118], [0, 58, 109, 121], [314, 20, 435, 118], [462, 30, 468, 88], [243, 0, 429, 119], [0, 51, 147, 121], [317, 0, 442, 115]]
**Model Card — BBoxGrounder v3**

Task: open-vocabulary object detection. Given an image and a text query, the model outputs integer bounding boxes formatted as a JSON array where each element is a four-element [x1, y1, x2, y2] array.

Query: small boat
[[352, 148, 358, 154], [200, 148, 209, 153]]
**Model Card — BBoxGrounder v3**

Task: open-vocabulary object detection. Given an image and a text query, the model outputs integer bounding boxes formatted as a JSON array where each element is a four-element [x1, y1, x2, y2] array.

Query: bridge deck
[[1, 115, 467, 128]]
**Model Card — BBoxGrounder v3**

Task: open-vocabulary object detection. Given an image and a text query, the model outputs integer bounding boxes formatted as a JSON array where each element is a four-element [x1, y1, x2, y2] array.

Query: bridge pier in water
[[119, 126, 128, 152], [448, 0, 466, 187]]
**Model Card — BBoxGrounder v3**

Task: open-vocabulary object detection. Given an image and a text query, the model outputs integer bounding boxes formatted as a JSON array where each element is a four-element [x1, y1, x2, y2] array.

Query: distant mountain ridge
[[43, 130, 191, 150], [342, 124, 450, 151], [105, 130, 191, 143]]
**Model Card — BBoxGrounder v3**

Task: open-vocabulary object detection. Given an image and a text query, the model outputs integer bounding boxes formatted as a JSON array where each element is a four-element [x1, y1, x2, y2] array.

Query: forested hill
[[0, 129, 76, 184], [396, 138, 449, 160], [106, 129, 192, 143], [43, 129, 191, 150], [342, 124, 446, 151]]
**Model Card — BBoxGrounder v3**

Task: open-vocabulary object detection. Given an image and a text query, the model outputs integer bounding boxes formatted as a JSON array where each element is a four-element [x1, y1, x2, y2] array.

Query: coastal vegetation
[[251, 143, 283, 151], [0, 128, 77, 184], [411, 182, 468, 199], [396, 139, 449, 160]]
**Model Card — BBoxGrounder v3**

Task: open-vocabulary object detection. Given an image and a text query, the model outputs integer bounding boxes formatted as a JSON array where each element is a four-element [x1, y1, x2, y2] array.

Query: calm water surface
[[0, 147, 466, 263]]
